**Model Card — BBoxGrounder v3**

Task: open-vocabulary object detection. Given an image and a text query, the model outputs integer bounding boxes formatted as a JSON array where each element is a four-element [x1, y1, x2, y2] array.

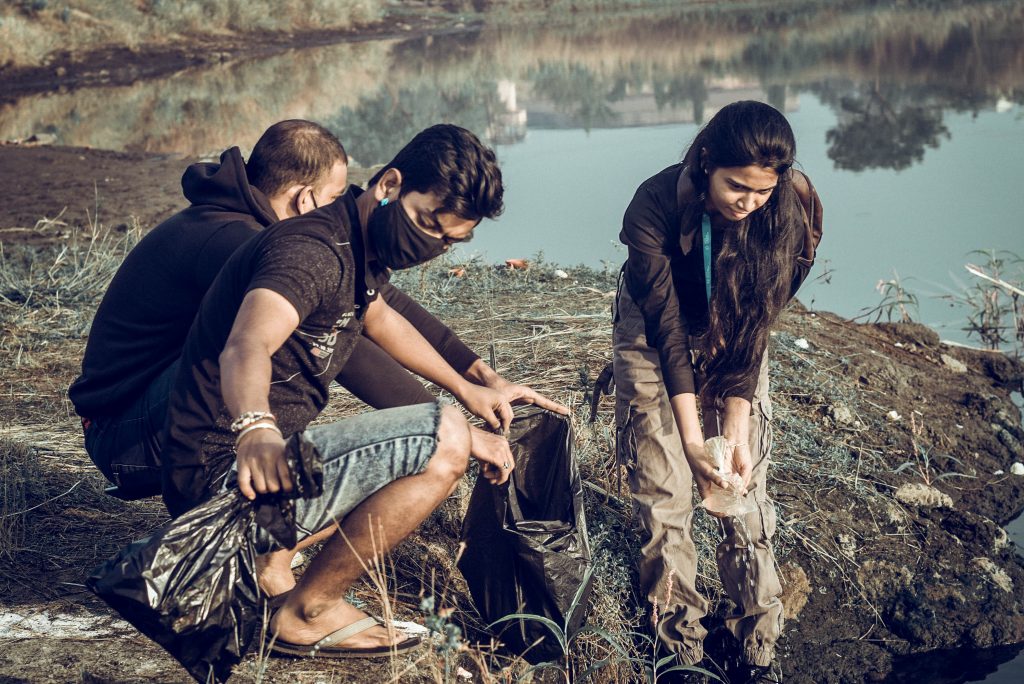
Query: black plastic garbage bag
[[87, 490, 259, 683], [458, 409, 594, 664], [86, 433, 323, 683]]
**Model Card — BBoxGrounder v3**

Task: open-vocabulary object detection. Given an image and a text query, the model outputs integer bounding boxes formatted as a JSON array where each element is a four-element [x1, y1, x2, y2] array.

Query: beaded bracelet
[[230, 410, 276, 433], [235, 421, 283, 444]]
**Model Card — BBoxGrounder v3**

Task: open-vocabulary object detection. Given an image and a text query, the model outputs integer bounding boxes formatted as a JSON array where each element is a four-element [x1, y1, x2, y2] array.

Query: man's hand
[[235, 428, 293, 500], [465, 359, 568, 416], [487, 375, 570, 416], [456, 383, 514, 434], [469, 425, 514, 485]]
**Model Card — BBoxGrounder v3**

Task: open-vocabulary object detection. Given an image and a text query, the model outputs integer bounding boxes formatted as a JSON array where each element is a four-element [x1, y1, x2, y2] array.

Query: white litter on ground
[[0, 609, 432, 643], [393, 620, 429, 636], [0, 610, 129, 640]]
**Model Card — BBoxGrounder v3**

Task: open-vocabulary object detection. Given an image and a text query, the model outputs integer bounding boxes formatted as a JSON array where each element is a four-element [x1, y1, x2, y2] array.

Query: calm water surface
[[4, 1, 1023, 680]]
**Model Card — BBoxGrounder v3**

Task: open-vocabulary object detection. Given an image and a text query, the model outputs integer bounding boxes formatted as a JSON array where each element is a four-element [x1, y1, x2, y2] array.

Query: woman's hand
[[683, 443, 730, 517], [684, 441, 752, 518], [729, 442, 753, 491]]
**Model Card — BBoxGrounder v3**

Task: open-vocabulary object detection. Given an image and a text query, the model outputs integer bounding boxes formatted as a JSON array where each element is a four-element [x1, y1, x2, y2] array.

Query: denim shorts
[[251, 401, 442, 553]]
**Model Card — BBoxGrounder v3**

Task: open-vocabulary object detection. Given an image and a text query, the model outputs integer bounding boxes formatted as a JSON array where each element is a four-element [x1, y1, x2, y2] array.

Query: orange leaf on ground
[[505, 258, 529, 270], [448, 267, 466, 277]]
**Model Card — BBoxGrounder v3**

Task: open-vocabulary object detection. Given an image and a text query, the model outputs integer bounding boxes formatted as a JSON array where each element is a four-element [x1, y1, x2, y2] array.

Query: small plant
[[893, 411, 974, 486], [855, 270, 918, 323], [959, 250, 1023, 352], [420, 593, 467, 682], [488, 568, 604, 682]]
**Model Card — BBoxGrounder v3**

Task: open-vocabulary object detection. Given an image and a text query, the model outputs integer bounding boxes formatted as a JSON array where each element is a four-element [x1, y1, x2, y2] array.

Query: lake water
[[2, 1, 1023, 680]]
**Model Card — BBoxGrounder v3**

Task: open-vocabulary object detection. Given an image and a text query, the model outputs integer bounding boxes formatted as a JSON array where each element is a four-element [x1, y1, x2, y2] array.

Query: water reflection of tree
[[529, 63, 620, 131], [327, 83, 494, 167], [816, 83, 952, 172], [651, 74, 708, 124]]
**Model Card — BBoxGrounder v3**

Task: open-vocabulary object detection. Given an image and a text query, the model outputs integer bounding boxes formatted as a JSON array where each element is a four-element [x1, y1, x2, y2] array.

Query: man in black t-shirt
[[71, 120, 562, 506], [161, 125, 536, 658]]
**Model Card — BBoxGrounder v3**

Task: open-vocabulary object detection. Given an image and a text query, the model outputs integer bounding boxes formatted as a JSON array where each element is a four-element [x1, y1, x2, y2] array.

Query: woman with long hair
[[613, 100, 823, 683]]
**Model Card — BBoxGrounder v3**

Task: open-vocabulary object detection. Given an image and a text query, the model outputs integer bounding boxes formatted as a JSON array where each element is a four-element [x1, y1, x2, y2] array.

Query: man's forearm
[[464, 358, 500, 386], [364, 300, 471, 397], [382, 284, 479, 374], [220, 340, 274, 419]]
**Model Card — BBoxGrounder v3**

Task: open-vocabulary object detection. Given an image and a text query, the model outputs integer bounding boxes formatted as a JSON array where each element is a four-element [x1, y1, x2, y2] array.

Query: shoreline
[[0, 18, 483, 103]]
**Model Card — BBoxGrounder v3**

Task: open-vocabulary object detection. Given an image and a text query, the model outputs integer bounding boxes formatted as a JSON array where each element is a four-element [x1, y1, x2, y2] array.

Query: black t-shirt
[[161, 194, 362, 517]]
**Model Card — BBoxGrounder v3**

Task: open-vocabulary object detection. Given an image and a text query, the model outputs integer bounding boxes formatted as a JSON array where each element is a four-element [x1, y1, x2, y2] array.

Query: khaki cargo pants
[[612, 284, 783, 668]]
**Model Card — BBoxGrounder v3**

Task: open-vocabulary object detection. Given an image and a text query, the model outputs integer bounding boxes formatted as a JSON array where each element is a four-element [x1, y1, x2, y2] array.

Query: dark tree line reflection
[[322, 0, 1024, 172], [817, 83, 952, 172]]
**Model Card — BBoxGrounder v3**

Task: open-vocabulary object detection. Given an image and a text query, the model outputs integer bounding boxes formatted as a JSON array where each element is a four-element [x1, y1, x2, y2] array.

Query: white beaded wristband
[[235, 421, 283, 444], [230, 410, 276, 433]]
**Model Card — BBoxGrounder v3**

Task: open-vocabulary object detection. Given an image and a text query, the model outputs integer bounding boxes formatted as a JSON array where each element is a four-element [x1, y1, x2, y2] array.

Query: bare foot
[[270, 598, 400, 650], [255, 552, 297, 598]]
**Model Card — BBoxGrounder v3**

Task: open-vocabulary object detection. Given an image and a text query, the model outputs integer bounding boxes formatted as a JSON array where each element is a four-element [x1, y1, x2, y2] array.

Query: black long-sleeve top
[[619, 163, 823, 402]]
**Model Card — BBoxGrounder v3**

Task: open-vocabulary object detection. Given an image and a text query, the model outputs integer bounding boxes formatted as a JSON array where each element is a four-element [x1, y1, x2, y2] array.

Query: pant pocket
[[111, 463, 163, 499], [753, 400, 775, 541], [756, 497, 777, 541], [614, 403, 639, 471]]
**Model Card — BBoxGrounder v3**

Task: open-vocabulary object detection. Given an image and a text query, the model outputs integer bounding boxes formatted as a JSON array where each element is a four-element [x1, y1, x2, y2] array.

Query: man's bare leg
[[256, 526, 335, 597], [271, 405, 471, 649]]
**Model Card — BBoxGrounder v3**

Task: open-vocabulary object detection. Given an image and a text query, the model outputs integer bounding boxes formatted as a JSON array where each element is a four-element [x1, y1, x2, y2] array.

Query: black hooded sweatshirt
[[69, 147, 277, 418], [70, 149, 480, 420]]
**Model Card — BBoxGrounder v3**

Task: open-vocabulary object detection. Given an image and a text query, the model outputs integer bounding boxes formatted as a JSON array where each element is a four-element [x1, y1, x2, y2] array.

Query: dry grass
[[0, 0, 382, 69], [3, 217, 1024, 681]]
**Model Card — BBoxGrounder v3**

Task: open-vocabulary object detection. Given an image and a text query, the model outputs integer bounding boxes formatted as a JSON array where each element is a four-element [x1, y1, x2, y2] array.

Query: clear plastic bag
[[700, 436, 756, 517]]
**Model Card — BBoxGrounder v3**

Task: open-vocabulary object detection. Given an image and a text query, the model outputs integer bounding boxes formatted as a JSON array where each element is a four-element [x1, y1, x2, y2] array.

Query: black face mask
[[367, 199, 447, 270]]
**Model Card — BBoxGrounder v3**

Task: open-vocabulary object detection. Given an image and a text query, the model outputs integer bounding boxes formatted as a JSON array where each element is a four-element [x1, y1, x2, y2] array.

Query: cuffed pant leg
[[252, 401, 442, 553], [614, 287, 707, 664], [704, 355, 783, 667]]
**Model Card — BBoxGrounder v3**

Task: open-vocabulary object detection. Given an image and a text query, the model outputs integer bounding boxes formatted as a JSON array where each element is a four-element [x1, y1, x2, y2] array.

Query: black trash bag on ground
[[86, 433, 323, 683], [458, 409, 594, 664]]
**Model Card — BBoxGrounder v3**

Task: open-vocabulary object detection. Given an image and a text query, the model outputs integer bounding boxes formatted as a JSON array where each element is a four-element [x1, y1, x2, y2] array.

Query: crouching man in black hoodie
[[160, 124, 512, 658], [71, 121, 563, 601]]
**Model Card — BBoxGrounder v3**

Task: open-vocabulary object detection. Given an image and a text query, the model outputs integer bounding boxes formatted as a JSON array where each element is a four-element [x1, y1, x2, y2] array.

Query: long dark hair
[[680, 101, 803, 403]]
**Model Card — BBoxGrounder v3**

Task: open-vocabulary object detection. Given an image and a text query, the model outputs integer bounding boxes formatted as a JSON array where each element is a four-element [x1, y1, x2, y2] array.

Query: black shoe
[[736, 661, 782, 684], [657, 666, 708, 684]]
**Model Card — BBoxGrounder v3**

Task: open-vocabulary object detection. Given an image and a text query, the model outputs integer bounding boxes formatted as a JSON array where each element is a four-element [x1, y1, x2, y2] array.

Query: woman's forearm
[[719, 397, 752, 446], [669, 392, 705, 456]]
